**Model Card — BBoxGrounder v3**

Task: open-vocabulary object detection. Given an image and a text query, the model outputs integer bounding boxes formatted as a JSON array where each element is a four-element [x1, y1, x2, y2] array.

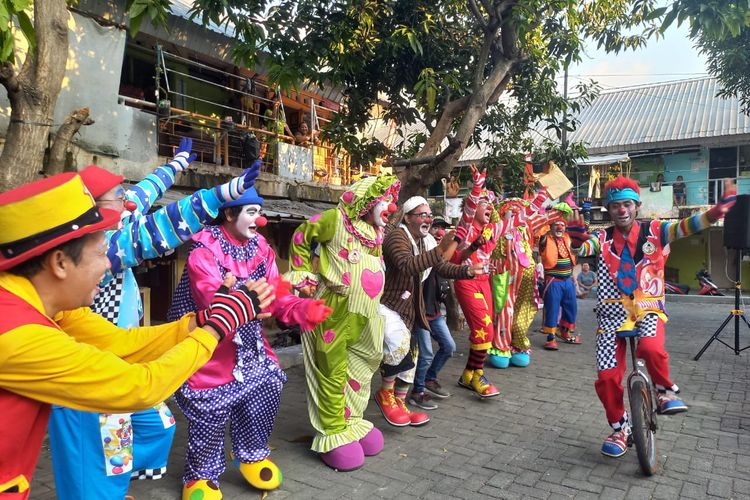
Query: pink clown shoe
[[359, 427, 384, 456], [319, 441, 365, 472]]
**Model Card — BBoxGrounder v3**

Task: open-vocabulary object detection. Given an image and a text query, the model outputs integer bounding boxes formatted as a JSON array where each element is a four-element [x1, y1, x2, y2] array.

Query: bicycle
[[619, 328, 659, 476]]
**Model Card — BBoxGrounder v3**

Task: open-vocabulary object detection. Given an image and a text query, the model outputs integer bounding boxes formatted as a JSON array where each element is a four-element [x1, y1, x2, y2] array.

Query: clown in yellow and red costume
[[569, 175, 737, 458], [0, 174, 271, 498]]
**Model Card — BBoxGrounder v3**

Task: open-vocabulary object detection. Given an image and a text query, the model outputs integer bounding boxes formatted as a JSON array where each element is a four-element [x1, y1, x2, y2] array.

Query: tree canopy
[[1, 0, 748, 192]]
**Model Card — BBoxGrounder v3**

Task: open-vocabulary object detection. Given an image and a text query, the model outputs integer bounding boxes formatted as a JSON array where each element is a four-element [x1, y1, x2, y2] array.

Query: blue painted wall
[[662, 149, 708, 205]]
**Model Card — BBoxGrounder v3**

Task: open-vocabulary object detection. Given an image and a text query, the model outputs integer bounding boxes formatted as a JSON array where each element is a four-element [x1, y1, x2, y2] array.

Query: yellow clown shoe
[[233, 455, 283, 491], [182, 479, 222, 500], [458, 369, 500, 398]]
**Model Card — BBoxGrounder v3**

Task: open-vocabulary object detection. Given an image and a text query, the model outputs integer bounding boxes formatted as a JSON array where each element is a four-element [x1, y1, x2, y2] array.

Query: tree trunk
[[46, 107, 94, 175], [0, 0, 70, 191], [397, 58, 516, 201]]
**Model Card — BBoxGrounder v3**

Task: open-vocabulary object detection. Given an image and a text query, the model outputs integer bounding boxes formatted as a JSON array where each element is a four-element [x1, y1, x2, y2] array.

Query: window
[[739, 145, 750, 177]]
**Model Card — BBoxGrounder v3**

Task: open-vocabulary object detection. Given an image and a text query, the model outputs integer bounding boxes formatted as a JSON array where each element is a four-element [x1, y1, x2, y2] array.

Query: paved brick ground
[[31, 299, 750, 499]]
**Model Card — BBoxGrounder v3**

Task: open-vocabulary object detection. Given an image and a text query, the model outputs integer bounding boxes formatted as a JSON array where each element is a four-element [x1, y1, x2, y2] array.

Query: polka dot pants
[[175, 368, 284, 484]]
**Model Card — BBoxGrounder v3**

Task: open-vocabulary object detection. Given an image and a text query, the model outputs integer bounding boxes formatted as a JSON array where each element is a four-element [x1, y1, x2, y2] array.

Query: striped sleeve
[[576, 231, 602, 257], [658, 212, 712, 246], [104, 188, 223, 277], [126, 164, 177, 215], [383, 230, 442, 277]]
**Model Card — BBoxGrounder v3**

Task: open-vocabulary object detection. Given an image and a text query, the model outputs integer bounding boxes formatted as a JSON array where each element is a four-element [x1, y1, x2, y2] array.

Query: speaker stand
[[694, 250, 750, 360]]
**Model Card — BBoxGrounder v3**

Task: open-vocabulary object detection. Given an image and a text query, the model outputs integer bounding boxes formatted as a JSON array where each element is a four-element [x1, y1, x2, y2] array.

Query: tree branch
[[416, 95, 471, 158], [392, 135, 460, 167], [47, 107, 95, 175], [468, 0, 488, 29], [0, 62, 21, 108]]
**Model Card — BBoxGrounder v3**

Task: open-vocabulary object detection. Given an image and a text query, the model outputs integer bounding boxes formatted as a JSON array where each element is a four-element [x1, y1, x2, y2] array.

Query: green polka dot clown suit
[[285, 175, 399, 472]]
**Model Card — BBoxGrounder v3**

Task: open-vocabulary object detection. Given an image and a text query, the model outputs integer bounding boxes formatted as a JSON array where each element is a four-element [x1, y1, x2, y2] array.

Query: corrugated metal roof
[[571, 77, 750, 154], [368, 77, 750, 162]]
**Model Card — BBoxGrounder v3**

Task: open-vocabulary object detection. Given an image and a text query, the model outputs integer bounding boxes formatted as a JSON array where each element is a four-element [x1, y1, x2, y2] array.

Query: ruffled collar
[[192, 225, 270, 277], [339, 207, 383, 248]]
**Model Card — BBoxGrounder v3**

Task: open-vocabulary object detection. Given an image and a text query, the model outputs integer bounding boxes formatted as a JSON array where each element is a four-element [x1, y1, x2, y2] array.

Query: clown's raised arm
[[100, 161, 261, 279], [123, 138, 197, 219], [569, 176, 737, 258]]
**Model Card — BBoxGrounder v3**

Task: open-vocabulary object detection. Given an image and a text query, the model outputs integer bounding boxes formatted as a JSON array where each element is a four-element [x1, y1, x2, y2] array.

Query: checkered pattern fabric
[[130, 466, 166, 481], [595, 251, 627, 333], [637, 313, 658, 338], [91, 273, 124, 324]]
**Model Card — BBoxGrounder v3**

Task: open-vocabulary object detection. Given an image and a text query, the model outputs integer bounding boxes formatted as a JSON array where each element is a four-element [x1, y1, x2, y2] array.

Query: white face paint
[[231, 204, 263, 240], [372, 200, 391, 227]]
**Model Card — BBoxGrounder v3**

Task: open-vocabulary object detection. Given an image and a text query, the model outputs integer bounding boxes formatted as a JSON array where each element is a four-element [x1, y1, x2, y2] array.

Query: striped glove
[[167, 137, 198, 174], [196, 284, 262, 341], [215, 159, 262, 202], [706, 188, 737, 221]]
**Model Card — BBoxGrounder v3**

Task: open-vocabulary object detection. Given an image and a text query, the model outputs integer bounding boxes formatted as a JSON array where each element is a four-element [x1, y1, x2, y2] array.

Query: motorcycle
[[696, 269, 724, 296], [665, 281, 690, 295]]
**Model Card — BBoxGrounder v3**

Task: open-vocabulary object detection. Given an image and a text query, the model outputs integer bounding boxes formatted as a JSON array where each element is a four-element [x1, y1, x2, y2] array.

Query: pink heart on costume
[[292, 255, 303, 268], [322, 329, 336, 343], [342, 272, 351, 286], [293, 231, 304, 245], [348, 378, 361, 392], [310, 213, 321, 223], [344, 406, 351, 418], [338, 248, 349, 260], [361, 269, 384, 299], [342, 191, 354, 204]]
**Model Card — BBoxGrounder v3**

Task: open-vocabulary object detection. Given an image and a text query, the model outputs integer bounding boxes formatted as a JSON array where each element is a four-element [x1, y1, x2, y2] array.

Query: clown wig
[[603, 175, 641, 205]]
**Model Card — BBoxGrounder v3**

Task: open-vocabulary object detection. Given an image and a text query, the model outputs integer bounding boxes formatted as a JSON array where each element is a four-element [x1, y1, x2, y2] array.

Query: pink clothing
[[185, 227, 314, 389]]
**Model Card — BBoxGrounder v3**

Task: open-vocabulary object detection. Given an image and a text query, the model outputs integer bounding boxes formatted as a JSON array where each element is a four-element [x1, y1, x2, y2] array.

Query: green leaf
[[16, 10, 34, 53], [660, 8, 678, 32]]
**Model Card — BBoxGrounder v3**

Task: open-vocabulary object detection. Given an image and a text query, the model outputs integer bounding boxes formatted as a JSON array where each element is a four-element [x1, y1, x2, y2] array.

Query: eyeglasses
[[410, 212, 433, 220]]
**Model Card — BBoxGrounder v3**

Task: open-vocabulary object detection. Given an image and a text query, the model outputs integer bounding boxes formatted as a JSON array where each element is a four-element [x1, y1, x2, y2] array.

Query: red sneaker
[[394, 397, 430, 426], [375, 389, 410, 427], [558, 331, 582, 344], [544, 338, 559, 350]]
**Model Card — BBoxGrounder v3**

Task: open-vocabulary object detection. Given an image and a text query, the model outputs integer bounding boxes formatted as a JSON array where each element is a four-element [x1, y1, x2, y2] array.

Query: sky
[[564, 22, 709, 94]]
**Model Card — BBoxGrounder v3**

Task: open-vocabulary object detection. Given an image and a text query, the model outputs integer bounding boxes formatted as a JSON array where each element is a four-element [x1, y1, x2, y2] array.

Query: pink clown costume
[[167, 188, 324, 496]]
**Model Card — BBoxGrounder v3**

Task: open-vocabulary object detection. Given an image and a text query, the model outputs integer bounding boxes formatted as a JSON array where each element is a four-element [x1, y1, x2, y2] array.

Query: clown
[[569, 175, 736, 458], [285, 175, 400, 471], [167, 187, 331, 499], [449, 165, 503, 396], [486, 195, 568, 368], [539, 217, 581, 350], [48, 138, 262, 500]]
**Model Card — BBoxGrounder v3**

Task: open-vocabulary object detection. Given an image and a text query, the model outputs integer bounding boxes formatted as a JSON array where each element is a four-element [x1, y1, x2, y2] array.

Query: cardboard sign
[[534, 162, 573, 198]]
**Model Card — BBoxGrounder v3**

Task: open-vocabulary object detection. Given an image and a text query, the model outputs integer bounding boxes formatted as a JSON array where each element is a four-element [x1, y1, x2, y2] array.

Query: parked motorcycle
[[696, 269, 724, 296], [665, 281, 690, 295]]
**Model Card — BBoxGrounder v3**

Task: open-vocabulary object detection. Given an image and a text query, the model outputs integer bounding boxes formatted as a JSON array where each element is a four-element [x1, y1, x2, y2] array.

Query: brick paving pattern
[[30, 299, 750, 499]]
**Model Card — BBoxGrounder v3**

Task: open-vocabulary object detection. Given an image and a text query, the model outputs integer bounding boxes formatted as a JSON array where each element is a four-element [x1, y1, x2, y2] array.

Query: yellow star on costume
[[473, 292, 488, 308], [483, 314, 492, 326], [474, 328, 488, 341]]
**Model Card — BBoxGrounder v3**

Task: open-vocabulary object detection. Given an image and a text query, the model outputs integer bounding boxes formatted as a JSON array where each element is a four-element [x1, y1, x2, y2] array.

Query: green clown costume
[[285, 175, 400, 471]]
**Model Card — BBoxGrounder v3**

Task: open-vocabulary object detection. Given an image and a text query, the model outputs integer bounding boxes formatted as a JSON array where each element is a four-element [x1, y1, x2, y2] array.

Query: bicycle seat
[[616, 329, 639, 338]]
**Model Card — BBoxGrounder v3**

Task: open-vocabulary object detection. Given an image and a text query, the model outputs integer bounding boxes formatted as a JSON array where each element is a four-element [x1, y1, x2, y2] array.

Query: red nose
[[387, 203, 397, 214], [436, 229, 446, 238], [255, 216, 268, 228], [124, 200, 138, 212]]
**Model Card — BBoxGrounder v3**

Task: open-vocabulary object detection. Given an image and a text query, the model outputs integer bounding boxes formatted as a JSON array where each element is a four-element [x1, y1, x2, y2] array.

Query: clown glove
[[470, 164, 486, 191], [168, 137, 198, 174], [303, 300, 333, 330], [706, 178, 737, 221], [215, 159, 262, 202]]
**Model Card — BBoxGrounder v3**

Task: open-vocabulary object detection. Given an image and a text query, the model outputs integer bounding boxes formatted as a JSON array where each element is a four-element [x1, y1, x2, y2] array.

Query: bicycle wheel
[[630, 379, 658, 476]]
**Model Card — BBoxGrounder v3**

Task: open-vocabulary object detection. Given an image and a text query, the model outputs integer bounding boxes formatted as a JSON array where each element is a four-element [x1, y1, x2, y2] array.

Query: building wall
[[662, 150, 709, 205]]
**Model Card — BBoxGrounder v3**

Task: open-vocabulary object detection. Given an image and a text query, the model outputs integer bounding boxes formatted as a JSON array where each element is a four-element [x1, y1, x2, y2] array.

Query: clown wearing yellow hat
[[0, 173, 273, 499]]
